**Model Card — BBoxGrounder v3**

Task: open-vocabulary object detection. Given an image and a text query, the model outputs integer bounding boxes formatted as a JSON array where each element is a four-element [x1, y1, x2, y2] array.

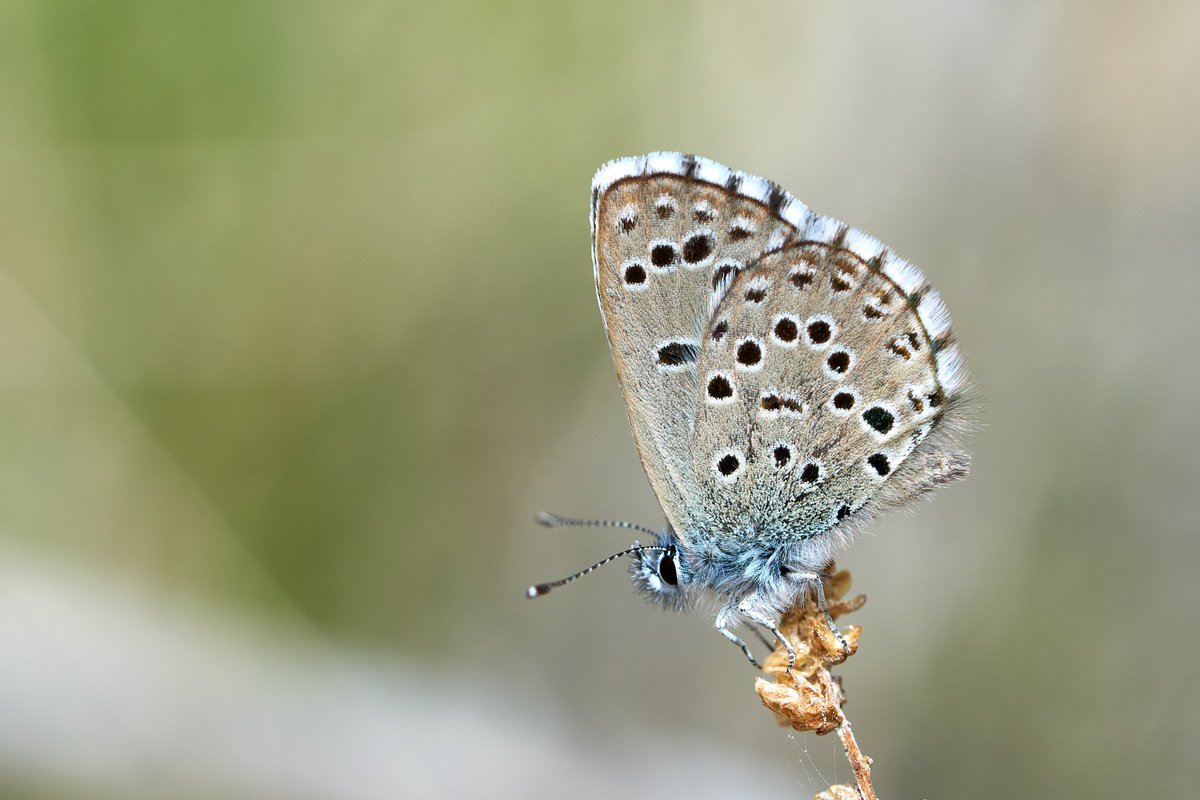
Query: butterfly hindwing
[[690, 232, 969, 544], [591, 154, 807, 537]]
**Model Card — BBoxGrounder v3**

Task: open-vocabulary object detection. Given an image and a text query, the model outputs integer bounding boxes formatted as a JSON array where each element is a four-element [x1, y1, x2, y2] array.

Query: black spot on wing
[[735, 339, 762, 366], [707, 375, 733, 400], [656, 342, 699, 366], [683, 233, 714, 263], [863, 406, 895, 434], [807, 320, 832, 345], [651, 243, 677, 267], [773, 317, 798, 342], [773, 445, 791, 468], [790, 270, 814, 289]]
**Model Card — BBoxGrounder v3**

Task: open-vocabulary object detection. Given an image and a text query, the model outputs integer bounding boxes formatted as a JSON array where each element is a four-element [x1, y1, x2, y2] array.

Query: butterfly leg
[[715, 606, 761, 669], [737, 596, 796, 674], [753, 618, 796, 673], [810, 574, 851, 656]]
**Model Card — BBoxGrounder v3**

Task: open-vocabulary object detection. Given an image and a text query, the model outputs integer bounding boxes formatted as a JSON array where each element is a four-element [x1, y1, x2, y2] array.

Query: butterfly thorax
[[687, 536, 804, 609]]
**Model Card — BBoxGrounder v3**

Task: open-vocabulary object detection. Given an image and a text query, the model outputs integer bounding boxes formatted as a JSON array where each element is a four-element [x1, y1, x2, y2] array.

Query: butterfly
[[530, 153, 970, 669]]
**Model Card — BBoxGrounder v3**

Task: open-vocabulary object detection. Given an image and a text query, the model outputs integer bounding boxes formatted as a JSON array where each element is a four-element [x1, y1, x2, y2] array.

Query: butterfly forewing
[[591, 154, 806, 536]]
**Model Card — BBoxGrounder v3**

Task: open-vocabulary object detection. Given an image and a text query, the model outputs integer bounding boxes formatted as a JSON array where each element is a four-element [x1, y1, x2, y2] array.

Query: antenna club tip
[[535, 511, 558, 527], [527, 585, 549, 598]]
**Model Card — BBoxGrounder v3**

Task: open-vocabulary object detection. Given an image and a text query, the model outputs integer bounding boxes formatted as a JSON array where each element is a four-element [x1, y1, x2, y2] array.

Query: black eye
[[657, 552, 679, 586]]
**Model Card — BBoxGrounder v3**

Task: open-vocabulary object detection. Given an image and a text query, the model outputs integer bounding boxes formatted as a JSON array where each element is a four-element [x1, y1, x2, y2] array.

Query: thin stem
[[833, 708, 877, 800]]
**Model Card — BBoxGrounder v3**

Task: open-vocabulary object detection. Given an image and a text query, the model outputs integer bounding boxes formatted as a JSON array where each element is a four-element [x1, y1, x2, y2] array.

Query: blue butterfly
[[530, 153, 970, 669]]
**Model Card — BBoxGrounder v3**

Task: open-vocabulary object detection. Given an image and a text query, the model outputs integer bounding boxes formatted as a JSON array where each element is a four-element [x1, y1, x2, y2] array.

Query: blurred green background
[[1, 1, 1197, 798]]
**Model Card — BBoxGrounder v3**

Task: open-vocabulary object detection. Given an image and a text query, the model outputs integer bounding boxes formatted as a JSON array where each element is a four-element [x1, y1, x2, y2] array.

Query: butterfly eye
[[657, 551, 679, 587]]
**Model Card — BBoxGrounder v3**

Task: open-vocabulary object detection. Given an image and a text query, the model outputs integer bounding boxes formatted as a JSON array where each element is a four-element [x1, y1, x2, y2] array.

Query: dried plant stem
[[832, 709, 876, 800], [753, 566, 877, 800]]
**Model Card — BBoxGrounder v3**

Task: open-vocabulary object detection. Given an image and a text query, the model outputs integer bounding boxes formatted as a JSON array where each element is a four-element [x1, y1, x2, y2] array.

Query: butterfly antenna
[[535, 511, 660, 539], [526, 545, 669, 598]]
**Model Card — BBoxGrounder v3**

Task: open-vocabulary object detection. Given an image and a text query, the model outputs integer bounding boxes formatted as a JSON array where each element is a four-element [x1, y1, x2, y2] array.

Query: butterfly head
[[528, 514, 693, 609], [628, 529, 693, 612]]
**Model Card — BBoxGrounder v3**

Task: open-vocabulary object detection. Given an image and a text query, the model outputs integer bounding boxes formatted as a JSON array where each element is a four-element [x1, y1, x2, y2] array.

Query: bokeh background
[[1, 2, 1197, 798]]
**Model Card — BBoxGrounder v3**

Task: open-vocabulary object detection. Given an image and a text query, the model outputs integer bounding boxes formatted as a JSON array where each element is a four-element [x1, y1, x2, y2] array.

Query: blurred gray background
[[1, 1, 1197, 798]]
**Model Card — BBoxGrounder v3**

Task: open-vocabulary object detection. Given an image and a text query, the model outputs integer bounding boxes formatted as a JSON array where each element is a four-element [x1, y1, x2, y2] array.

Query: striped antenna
[[535, 511, 659, 539], [526, 545, 669, 598]]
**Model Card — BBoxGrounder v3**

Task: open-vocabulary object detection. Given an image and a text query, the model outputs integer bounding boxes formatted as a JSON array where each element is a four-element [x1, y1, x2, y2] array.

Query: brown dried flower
[[753, 566, 877, 800]]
